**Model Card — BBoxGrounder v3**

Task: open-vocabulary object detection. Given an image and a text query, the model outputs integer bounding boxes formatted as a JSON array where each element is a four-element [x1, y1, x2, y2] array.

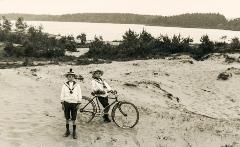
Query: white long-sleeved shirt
[[91, 78, 112, 97], [60, 81, 82, 103]]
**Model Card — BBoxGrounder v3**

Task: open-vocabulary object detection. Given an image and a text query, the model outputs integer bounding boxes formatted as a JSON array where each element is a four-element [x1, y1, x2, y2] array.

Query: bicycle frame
[[80, 94, 119, 116]]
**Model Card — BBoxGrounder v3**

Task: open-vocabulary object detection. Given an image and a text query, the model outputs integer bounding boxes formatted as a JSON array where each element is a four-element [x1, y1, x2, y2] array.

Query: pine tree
[[15, 17, 27, 33], [2, 16, 12, 33]]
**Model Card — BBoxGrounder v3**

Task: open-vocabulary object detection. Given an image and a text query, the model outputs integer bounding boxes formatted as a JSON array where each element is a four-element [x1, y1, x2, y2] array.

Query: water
[[25, 21, 240, 43]]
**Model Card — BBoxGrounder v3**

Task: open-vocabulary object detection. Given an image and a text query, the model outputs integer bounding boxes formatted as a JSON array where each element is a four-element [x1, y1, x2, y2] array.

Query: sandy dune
[[1, 54, 240, 147]]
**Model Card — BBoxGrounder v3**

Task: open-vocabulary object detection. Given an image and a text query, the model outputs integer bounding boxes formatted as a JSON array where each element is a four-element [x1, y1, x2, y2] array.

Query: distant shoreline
[[22, 20, 240, 33], [1, 13, 240, 31]]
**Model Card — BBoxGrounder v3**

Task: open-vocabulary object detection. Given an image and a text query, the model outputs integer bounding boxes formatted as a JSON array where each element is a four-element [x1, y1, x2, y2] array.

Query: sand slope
[[1, 55, 240, 147]]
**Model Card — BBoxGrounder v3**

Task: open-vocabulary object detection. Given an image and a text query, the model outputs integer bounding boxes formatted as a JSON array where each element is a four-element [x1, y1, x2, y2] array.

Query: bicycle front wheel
[[111, 101, 139, 128], [78, 96, 97, 123]]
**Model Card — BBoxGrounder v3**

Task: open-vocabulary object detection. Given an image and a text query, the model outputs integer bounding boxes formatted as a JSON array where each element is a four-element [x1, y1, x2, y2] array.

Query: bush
[[119, 29, 140, 58], [89, 36, 104, 49], [3, 42, 28, 57], [39, 48, 65, 58], [214, 41, 228, 50], [0, 16, 74, 58], [224, 54, 239, 63], [121, 29, 140, 49], [13, 46, 25, 57], [153, 34, 193, 54], [154, 35, 171, 53], [85, 30, 195, 60], [3, 42, 14, 56], [199, 35, 214, 54], [138, 30, 155, 56], [61, 36, 78, 52], [23, 41, 35, 57], [76, 58, 112, 65], [217, 72, 232, 80], [230, 37, 240, 49], [77, 33, 87, 45]]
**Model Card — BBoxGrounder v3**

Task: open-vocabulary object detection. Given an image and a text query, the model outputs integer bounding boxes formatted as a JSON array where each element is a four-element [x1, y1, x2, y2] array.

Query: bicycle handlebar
[[108, 90, 118, 95], [91, 90, 118, 96]]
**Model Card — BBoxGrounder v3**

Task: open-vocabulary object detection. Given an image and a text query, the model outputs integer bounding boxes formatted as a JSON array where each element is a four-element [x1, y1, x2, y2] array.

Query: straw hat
[[91, 69, 104, 75], [65, 68, 76, 77]]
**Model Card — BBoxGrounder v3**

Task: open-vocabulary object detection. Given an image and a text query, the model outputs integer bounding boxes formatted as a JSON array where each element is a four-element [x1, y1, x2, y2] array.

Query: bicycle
[[78, 91, 139, 128]]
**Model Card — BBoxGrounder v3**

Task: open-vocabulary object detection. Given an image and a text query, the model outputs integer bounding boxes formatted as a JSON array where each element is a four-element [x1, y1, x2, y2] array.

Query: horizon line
[[0, 12, 238, 19]]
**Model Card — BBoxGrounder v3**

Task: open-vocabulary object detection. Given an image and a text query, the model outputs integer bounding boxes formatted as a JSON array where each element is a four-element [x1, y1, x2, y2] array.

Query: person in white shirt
[[60, 68, 82, 139], [91, 69, 113, 123]]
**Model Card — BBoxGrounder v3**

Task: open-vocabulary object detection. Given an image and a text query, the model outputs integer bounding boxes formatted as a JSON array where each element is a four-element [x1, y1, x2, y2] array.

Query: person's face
[[67, 75, 74, 81], [94, 72, 101, 78]]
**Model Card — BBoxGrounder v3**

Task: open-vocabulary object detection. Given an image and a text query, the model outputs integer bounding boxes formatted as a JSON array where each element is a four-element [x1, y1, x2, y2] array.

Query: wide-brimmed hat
[[65, 68, 76, 77], [91, 69, 104, 75]]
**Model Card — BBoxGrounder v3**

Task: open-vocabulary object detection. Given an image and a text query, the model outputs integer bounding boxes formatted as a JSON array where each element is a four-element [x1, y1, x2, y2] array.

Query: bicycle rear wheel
[[111, 101, 139, 128], [78, 96, 97, 123]]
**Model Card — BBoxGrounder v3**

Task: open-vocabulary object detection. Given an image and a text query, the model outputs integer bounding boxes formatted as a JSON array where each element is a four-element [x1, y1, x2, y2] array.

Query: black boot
[[63, 124, 70, 137], [103, 114, 111, 123], [72, 125, 77, 139]]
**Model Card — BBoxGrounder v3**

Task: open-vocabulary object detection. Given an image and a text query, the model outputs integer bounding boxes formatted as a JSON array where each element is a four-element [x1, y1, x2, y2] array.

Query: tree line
[[1, 16, 240, 62], [0, 17, 81, 58], [1, 13, 240, 31], [83, 29, 240, 61]]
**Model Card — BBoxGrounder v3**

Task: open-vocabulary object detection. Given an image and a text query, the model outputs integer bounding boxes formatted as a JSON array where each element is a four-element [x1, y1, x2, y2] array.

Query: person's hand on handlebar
[[92, 90, 106, 95], [108, 90, 117, 94]]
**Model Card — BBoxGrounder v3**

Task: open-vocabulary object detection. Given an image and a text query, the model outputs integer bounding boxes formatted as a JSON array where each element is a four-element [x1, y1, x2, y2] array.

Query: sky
[[0, 0, 239, 18]]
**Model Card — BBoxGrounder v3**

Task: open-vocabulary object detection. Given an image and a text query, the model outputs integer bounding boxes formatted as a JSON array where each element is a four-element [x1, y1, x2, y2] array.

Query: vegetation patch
[[83, 29, 240, 61], [0, 16, 240, 65], [0, 17, 81, 59], [217, 72, 232, 80]]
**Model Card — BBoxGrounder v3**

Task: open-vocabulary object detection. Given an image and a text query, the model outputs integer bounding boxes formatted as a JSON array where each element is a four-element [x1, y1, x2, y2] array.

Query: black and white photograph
[[0, 0, 240, 146]]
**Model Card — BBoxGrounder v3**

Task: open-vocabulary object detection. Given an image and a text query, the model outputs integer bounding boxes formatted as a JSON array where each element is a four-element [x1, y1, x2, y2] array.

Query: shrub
[[138, 30, 155, 56], [0, 16, 74, 58], [217, 72, 232, 80], [77, 33, 87, 45], [121, 29, 140, 50], [23, 41, 35, 57], [85, 30, 195, 60], [13, 46, 25, 57], [63, 35, 78, 52], [76, 58, 112, 65], [86, 36, 121, 59], [154, 34, 193, 54], [230, 37, 240, 49], [43, 48, 65, 58], [180, 37, 194, 52], [214, 41, 228, 49], [224, 54, 239, 63], [89, 36, 104, 49], [199, 35, 214, 54], [3, 43, 26, 57], [3, 42, 14, 56]]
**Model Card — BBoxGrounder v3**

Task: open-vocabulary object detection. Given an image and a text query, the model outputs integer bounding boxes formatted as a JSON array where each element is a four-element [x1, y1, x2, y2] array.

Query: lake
[[25, 21, 240, 43]]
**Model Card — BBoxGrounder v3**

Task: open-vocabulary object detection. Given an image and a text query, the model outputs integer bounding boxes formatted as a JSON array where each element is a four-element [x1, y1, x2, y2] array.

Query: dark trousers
[[63, 102, 78, 120], [98, 96, 110, 114]]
